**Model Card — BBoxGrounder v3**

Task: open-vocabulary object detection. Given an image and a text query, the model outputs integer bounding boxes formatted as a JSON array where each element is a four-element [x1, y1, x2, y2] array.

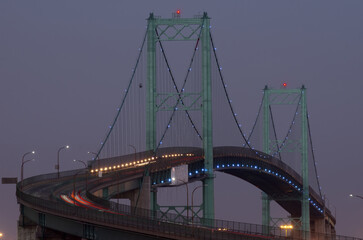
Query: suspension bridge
[[16, 12, 354, 240]]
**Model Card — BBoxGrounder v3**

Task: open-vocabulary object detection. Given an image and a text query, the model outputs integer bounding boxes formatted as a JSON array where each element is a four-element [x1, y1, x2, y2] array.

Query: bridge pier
[[115, 175, 151, 211], [130, 175, 151, 210], [18, 214, 37, 240], [310, 216, 336, 237]]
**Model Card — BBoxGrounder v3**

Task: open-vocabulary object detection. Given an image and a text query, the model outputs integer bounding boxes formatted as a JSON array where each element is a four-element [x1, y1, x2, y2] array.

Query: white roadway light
[[32, 151, 35, 154], [66, 145, 70, 149], [350, 194, 354, 197]]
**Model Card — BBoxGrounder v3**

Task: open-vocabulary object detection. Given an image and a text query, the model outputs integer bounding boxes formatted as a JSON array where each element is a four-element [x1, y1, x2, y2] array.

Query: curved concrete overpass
[[17, 146, 338, 239], [89, 146, 335, 230]]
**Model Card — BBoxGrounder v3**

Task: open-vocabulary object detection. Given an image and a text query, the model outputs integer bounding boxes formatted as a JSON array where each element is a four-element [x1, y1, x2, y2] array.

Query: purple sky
[[1, 1, 363, 239]]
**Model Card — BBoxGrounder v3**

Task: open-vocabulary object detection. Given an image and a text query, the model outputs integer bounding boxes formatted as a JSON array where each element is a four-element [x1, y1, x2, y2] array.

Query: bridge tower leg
[[146, 13, 157, 212], [262, 86, 271, 232], [301, 86, 310, 237], [201, 13, 214, 221]]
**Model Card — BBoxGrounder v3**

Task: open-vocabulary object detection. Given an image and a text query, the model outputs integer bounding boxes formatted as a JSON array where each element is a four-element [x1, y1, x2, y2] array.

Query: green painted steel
[[262, 86, 310, 238], [262, 86, 271, 230], [151, 190, 157, 214], [146, 15, 157, 212], [102, 187, 109, 199], [262, 193, 270, 233], [146, 13, 157, 152], [145, 13, 214, 219], [153, 18, 203, 41], [301, 86, 310, 237], [156, 92, 202, 111], [201, 13, 214, 221]]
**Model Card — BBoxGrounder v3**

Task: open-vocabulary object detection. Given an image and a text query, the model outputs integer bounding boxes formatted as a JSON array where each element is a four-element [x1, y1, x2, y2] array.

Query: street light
[[191, 185, 206, 223], [87, 151, 98, 160], [73, 159, 88, 191], [21, 150, 35, 188], [349, 194, 363, 200], [129, 145, 137, 163], [56, 145, 69, 178], [0, 232, 3, 238], [22, 150, 35, 167], [177, 179, 189, 220], [73, 159, 87, 168], [21, 159, 35, 189]]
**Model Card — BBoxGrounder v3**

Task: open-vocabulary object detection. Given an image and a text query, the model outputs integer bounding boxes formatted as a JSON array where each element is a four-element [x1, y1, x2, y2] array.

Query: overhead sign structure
[[2, 177, 18, 184], [171, 165, 188, 185]]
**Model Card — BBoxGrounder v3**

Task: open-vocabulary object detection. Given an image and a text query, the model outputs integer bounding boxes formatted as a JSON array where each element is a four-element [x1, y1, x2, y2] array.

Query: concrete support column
[[137, 175, 151, 210], [312, 217, 325, 234], [18, 221, 37, 240]]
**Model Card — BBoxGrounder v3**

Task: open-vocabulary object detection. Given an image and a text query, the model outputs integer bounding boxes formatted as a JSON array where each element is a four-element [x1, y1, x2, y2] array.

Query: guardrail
[[86, 190, 362, 240], [17, 166, 361, 240]]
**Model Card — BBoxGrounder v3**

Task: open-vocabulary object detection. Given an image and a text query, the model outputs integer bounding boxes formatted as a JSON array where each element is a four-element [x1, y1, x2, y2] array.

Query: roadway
[[17, 146, 337, 239]]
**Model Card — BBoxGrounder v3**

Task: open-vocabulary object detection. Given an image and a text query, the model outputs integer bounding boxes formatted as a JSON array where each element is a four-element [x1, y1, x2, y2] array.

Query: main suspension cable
[[95, 25, 149, 159], [210, 32, 250, 148]]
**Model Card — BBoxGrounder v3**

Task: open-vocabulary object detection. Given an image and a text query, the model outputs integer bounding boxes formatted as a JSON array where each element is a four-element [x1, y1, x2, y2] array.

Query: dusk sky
[[1, 1, 363, 239]]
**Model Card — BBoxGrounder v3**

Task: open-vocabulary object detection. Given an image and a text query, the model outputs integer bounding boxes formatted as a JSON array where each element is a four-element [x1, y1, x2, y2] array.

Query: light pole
[[87, 151, 98, 160], [21, 151, 35, 187], [21, 159, 35, 189], [128, 145, 137, 162], [349, 194, 363, 200], [191, 185, 205, 223], [73, 159, 88, 191], [56, 145, 69, 178], [177, 180, 189, 220]]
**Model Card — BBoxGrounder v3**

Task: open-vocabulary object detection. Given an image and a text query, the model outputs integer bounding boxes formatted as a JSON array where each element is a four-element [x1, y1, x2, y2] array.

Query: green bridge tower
[[262, 86, 310, 238], [146, 12, 214, 221]]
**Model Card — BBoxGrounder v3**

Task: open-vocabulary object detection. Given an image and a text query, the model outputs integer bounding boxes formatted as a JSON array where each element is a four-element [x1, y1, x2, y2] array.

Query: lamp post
[[87, 151, 98, 160], [191, 185, 205, 223], [56, 145, 69, 178], [73, 159, 88, 191], [349, 194, 363, 200], [128, 145, 137, 162], [177, 180, 189, 220], [21, 159, 35, 189], [21, 150, 35, 187]]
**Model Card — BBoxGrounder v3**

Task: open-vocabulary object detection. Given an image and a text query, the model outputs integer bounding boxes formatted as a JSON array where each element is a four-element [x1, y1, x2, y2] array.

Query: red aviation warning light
[[282, 82, 287, 88], [173, 9, 181, 18]]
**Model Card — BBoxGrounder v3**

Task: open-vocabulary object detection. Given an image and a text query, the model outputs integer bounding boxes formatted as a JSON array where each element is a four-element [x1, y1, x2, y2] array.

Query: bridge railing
[[18, 165, 355, 240], [86, 190, 361, 240], [18, 187, 279, 240], [18, 174, 362, 240]]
